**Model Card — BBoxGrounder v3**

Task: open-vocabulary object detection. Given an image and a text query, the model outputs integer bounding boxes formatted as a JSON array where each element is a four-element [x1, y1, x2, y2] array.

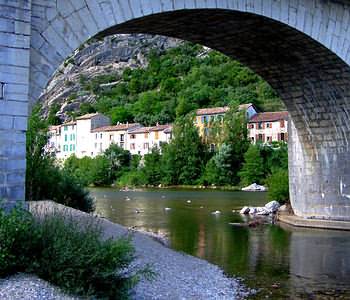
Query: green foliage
[[73, 43, 282, 125], [142, 147, 162, 186], [64, 145, 131, 187], [0, 207, 152, 298], [47, 104, 61, 125], [26, 106, 94, 213], [0, 206, 40, 277], [267, 168, 289, 203], [161, 116, 207, 185], [239, 144, 265, 186]]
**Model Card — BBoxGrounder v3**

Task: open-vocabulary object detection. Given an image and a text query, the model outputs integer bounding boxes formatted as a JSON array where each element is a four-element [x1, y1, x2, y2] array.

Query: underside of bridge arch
[[94, 10, 350, 220]]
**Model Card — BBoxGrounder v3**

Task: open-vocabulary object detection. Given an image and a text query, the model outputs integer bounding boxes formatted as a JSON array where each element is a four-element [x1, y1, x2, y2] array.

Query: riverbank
[[117, 184, 242, 192], [0, 201, 252, 300]]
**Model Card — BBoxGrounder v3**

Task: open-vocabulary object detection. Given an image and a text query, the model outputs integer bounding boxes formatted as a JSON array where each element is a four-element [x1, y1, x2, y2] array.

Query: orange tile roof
[[248, 111, 288, 123], [196, 106, 229, 116], [76, 113, 99, 120], [128, 124, 172, 134], [91, 123, 140, 133]]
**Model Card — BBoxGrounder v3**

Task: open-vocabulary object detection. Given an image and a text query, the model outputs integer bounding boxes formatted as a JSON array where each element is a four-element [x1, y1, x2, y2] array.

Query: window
[[73, 144, 75, 151], [210, 144, 216, 152], [201, 116, 208, 123], [94, 143, 97, 149], [130, 134, 136, 139], [248, 124, 254, 129], [64, 126, 68, 131], [155, 131, 159, 140], [266, 123, 271, 128], [267, 136, 271, 143], [258, 123, 263, 129], [110, 134, 114, 141], [100, 133, 103, 139], [95, 133, 98, 139], [258, 134, 263, 141], [70, 144, 73, 151], [144, 143, 149, 150], [72, 134, 75, 140], [130, 143, 135, 150], [120, 142, 124, 148], [120, 134, 124, 142], [281, 133, 285, 141], [280, 120, 285, 128], [64, 134, 67, 142], [204, 128, 209, 136], [70, 134, 73, 141], [251, 137, 255, 142]]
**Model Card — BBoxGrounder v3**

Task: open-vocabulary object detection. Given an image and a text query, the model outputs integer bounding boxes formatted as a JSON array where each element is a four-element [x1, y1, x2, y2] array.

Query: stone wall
[[2, 0, 350, 219], [0, 0, 31, 208]]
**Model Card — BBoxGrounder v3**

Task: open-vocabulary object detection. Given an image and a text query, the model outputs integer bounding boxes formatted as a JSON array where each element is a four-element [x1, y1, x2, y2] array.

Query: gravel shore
[[0, 201, 252, 300]]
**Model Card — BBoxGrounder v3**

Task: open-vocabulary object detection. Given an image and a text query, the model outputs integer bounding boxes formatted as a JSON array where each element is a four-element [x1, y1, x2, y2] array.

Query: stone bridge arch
[[1, 0, 350, 220]]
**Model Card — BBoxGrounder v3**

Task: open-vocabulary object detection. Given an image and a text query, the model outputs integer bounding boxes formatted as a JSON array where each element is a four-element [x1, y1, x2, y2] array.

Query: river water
[[91, 188, 350, 299]]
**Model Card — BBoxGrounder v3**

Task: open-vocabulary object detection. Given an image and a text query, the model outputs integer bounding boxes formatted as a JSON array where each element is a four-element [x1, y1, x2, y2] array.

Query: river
[[90, 188, 350, 299]]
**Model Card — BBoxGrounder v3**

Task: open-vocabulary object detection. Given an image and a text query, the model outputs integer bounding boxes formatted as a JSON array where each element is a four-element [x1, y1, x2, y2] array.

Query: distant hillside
[[40, 34, 284, 125]]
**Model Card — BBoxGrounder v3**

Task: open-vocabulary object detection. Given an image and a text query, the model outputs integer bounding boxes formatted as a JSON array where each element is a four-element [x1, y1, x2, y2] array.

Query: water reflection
[[92, 188, 350, 299]]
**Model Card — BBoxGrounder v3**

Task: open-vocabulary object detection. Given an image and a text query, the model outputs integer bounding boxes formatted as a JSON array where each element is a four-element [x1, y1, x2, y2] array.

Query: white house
[[127, 124, 172, 156], [91, 123, 141, 156], [58, 121, 77, 160], [47, 125, 61, 155], [75, 113, 110, 158], [248, 111, 288, 144]]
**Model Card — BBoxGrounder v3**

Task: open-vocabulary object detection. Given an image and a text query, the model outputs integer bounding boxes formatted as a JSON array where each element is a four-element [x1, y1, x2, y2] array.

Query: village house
[[127, 124, 172, 156], [194, 104, 258, 150], [91, 123, 141, 156], [248, 111, 288, 144], [75, 113, 111, 158]]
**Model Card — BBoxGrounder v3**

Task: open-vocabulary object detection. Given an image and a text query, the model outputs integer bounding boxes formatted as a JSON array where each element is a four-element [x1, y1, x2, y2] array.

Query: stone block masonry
[[0, 1, 31, 208], [2, 0, 350, 220]]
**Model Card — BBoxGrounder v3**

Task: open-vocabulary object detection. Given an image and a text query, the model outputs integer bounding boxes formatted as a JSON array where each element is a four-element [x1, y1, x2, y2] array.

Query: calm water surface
[[91, 188, 350, 299]]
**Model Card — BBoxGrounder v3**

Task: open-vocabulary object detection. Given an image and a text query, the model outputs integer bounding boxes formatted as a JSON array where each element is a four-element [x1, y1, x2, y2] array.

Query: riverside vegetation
[[0, 205, 152, 299]]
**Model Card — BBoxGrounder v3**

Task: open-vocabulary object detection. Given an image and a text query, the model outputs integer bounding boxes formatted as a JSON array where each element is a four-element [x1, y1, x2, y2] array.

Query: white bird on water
[[164, 207, 171, 211], [211, 210, 221, 215], [125, 196, 131, 201], [187, 200, 191, 203], [135, 209, 144, 214]]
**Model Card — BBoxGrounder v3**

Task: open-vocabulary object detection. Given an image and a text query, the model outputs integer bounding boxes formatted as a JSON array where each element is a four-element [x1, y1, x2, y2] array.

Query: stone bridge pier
[[1, 0, 350, 220]]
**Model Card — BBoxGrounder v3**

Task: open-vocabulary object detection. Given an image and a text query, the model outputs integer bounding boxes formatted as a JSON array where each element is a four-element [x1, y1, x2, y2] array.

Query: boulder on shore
[[239, 201, 280, 216], [264, 201, 280, 213], [240, 206, 250, 214], [241, 183, 267, 192]]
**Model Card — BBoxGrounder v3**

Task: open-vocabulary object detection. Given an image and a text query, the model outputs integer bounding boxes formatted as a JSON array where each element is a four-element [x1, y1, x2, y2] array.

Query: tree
[[267, 168, 289, 203], [161, 116, 207, 185], [104, 144, 131, 181], [217, 104, 250, 184], [142, 147, 162, 186], [202, 143, 235, 186], [239, 144, 265, 186], [26, 105, 93, 212]]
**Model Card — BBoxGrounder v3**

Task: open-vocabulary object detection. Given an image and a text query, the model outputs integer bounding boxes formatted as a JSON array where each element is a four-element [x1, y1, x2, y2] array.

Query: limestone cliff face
[[40, 34, 180, 122]]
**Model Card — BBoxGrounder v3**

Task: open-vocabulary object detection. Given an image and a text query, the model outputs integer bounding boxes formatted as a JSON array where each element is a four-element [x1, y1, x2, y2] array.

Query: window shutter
[[278, 133, 281, 141]]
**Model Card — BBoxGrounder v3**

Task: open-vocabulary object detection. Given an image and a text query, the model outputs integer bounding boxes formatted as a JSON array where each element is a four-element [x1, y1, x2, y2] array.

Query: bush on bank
[[0, 205, 152, 299], [267, 168, 289, 204], [26, 106, 94, 213]]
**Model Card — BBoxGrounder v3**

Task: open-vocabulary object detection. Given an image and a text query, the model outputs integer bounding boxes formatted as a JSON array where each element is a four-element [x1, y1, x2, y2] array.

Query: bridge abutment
[[0, 1, 30, 208]]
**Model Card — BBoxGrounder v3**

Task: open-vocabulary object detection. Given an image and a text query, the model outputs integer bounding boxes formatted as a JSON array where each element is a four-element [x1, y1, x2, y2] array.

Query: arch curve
[[2, 0, 350, 219]]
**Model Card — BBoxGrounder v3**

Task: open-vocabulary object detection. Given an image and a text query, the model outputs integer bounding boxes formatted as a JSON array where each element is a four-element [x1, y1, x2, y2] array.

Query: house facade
[[91, 123, 141, 156], [127, 124, 172, 156], [248, 111, 288, 144], [75, 113, 110, 158]]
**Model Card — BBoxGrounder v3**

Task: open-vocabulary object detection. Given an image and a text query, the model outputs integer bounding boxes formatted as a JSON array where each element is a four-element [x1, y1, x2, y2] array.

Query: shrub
[[267, 168, 289, 204], [0, 206, 152, 299]]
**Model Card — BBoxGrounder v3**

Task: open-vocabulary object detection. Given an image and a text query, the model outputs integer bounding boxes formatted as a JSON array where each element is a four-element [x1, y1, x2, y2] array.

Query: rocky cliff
[[40, 34, 180, 122]]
